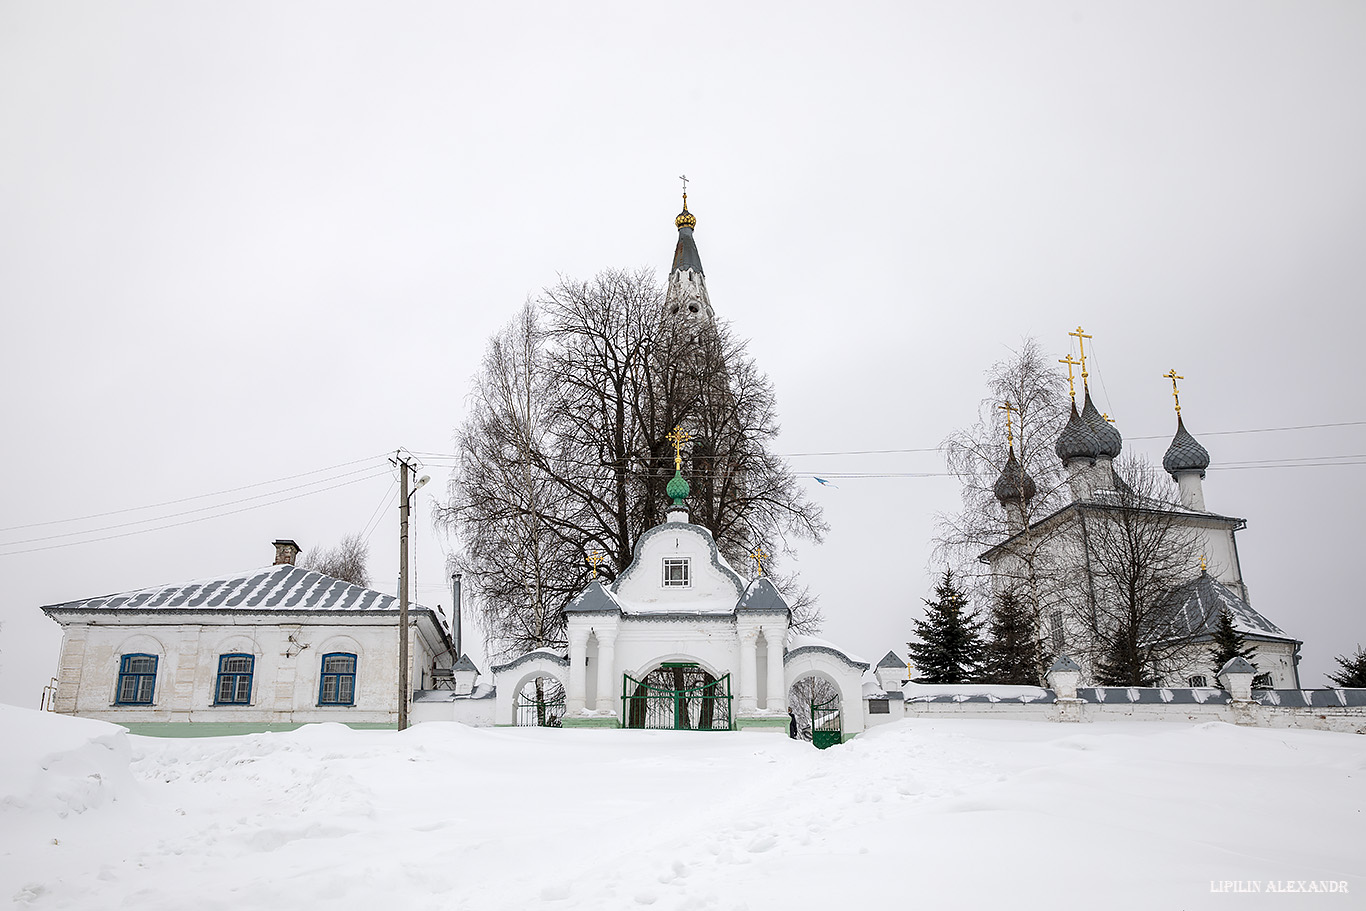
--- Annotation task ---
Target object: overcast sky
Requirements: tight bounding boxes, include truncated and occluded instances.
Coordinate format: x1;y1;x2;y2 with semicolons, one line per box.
3;1;1364;705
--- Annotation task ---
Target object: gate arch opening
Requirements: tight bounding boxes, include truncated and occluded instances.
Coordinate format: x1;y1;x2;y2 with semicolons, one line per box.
514;674;566;727
623;662;733;731
789;673;842;747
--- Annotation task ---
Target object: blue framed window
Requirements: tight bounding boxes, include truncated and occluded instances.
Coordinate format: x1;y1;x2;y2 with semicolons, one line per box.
215;653;254;705
319;653;357;706
116;654;157;705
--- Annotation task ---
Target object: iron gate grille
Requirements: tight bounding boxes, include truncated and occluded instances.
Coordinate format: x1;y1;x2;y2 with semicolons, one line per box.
623;664;732;731
811;693;842;749
515;678;565;727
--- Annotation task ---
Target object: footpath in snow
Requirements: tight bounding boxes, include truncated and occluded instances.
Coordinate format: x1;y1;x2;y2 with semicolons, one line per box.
1;705;1362;910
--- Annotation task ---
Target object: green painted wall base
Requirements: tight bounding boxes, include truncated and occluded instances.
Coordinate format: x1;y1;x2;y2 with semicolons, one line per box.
118;722;396;738
735;716;791;731
560;716;621;729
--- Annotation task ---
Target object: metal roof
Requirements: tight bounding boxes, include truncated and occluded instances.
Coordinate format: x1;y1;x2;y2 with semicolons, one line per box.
736;577;790;613
1163;414;1211;478
1167;571;1294;642
40;564;423;615
564;579;623;613
671;225;704;276
877;650;905;669
1055;401;1100;463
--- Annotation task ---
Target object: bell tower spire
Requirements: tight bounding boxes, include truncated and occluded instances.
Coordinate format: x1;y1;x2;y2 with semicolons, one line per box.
665;176;714;322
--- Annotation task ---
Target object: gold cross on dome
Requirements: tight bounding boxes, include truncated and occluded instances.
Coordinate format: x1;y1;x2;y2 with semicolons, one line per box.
666;426;692;472
749;546;768;577
1069;326;1093;384
1199;553;1207;572
679;174;690;209
587;549;604;578
1102;413;1115;423
1164;369;1184;414
1058;353;1081;401
998;401;1017;449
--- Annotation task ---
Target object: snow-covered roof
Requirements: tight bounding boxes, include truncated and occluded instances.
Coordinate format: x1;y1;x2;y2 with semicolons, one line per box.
785;634;870;671
40;564;433;617
1166;572;1295;642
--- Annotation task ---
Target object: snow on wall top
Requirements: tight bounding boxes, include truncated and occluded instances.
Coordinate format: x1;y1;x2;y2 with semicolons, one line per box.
40;564;429;616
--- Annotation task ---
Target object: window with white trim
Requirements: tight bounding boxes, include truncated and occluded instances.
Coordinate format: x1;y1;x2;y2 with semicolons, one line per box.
662;557;691;588
1187;674;1208;688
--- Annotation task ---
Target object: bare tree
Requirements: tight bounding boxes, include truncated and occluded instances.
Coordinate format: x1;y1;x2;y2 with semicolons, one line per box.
1061;457;1203;685
935;338;1070;601
300;533;371;587
438;268;827;660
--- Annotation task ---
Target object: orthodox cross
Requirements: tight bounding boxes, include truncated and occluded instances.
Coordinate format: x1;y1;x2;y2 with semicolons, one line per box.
1058;353;1081;402
1199;553;1208;572
998;401;1017;449
587;549;604;579
1068;326;1093;385
679;174;690;208
749;545;768;577
1164;369;1184;414
666;425;692;472
1102;413;1116;423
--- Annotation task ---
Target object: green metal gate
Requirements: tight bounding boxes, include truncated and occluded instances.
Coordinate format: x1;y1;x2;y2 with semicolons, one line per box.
811;693;842;749
623;663;733;731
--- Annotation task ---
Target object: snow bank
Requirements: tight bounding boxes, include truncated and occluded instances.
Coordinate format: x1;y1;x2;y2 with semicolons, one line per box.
0;706;134;816
3;716;1363;909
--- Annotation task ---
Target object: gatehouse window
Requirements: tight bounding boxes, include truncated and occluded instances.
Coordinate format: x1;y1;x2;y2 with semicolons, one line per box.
1187;674;1208;687
662;557;691;588
215;654;254;705
1252;672;1273;690
116;654;158;705
319;653;357;706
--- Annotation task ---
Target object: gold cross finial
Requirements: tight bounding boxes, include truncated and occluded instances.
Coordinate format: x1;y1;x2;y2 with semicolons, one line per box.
1102;413;1115;423
587;549;604;578
1069;326;1093;386
1163;369;1184;414
679;174;689;211
998;401;1017;450
1199;553;1207;572
1058;353;1080;402
666;426;692;472
749;545;768;577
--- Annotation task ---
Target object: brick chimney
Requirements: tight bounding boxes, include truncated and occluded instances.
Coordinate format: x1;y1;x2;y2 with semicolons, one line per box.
272;539;302;566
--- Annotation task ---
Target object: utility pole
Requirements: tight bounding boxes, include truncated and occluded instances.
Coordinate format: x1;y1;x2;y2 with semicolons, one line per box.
392;451;428;732
398;455;410;731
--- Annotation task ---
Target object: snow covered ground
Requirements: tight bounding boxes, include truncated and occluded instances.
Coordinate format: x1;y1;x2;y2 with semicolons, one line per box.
2;706;1362;910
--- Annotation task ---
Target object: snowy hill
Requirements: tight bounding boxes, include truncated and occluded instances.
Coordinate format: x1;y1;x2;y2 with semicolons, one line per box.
2;707;1361;909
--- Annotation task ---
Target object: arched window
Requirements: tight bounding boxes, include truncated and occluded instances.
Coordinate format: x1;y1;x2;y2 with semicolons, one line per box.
319;653;357;706
116;654;158;705
215;654;254;705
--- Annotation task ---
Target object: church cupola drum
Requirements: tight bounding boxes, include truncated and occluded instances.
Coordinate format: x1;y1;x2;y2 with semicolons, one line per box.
665;179;714;323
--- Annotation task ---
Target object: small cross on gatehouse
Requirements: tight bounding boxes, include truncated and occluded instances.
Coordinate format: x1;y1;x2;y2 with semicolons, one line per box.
749;546;768;577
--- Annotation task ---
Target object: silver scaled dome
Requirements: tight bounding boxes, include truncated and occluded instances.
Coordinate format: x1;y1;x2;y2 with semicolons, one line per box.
1081;389;1122;458
993;446;1037;505
1162;414;1210;478
1055;401;1100;463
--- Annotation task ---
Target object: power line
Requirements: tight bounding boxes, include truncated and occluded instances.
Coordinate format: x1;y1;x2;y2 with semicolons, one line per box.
0;452;389;534
0;470;392;558
0;464;386;547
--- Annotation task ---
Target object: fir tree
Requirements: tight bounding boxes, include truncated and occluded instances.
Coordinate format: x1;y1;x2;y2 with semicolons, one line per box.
1326;645;1366;688
1208;608;1256;685
980;591;1045;685
908;569;984;684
